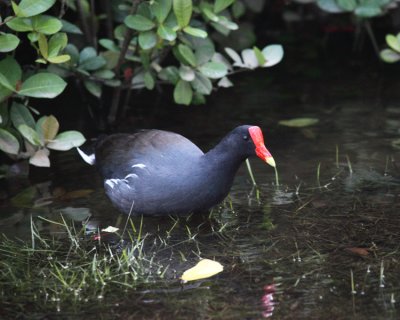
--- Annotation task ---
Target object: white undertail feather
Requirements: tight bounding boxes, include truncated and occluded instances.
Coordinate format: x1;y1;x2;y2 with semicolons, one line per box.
77;147;96;165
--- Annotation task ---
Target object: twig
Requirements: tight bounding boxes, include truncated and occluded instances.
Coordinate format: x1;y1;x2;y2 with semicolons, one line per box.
364;20;380;59
58;0;67;19
76;0;92;46
108;0;142;124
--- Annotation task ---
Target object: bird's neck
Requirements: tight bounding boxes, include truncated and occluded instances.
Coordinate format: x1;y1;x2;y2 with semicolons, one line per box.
201;138;247;183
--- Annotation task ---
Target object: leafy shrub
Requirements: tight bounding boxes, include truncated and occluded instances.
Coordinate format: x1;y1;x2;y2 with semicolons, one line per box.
0;0;284;167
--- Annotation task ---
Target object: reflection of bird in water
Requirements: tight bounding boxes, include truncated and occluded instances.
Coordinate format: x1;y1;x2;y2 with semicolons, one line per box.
261;283;277;318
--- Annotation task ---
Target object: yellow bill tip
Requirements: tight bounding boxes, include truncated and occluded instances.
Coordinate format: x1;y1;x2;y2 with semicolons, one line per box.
266;156;276;167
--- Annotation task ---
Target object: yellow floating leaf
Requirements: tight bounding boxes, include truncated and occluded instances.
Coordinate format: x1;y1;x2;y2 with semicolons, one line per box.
278;117;319;128
181;259;223;282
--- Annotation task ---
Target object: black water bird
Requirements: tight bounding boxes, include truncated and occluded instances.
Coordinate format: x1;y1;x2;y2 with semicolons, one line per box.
78;125;275;215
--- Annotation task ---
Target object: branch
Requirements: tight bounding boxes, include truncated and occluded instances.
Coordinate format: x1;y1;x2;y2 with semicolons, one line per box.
76;0;93;47
107;0;142;125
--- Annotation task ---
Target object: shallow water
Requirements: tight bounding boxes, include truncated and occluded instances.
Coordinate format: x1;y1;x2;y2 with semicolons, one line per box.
1;57;400;319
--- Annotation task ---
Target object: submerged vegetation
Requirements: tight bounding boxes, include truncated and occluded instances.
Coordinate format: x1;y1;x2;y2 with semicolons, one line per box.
0;216;166;317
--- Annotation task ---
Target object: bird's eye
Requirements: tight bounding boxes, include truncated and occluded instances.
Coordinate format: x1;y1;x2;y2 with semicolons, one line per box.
243;135;249;141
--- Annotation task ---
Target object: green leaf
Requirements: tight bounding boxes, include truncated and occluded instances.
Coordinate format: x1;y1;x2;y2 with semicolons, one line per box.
114;24;127;41
29;148;50;167
99;39;120;52
316;0;344;13
386;34;400;53
0;128;19;155
124;14;155;31
217;76;233;87
183;26;207;38
79;47;106;70
60;19;83;34
0;103;9;127
380;48;400;63
38;33;48;59
253;46;266;65
153;0;172;23
192;92;206;105
18;0;56;17
157;24;177;41
131;72;145;89
179;65;195;81
19;73;67;98
48;33;68;57
198;62;228;79
193;38;215;65
215;16;238;30
0;56;22;99
354;5;382;18
37;115;59;141
138;31;158;50
174;79;192;105
164;10;179;30
173;0;192;28
191;72;212;95
104;79;121;87
6;17;34;32
32;15;62;35
93;70;115;79
83;80;102;98
278;118;319;128
232;1;245;19
177;44;197;66
18;124;42;146
214;0;235;14
27;32;39;42
202;7;220;22
336;0;356;11
262;44;284;67
241;49;258;69
158;66;180;84
10;102;36;130
144;71;155;90
0;34;20;52
47;55;71;63
65;44;79;64
11;1;22;16
137;2;153;19
79;46;96;62
47;131;86;151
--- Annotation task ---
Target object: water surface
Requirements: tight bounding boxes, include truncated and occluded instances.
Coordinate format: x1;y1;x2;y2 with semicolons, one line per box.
1;58;400;319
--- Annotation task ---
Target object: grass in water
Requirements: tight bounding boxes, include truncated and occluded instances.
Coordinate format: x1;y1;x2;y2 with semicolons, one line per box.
245;158;280;187
0;216;167;316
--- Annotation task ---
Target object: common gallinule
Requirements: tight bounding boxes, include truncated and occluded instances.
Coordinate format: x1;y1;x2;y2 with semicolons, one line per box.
78;125;275;215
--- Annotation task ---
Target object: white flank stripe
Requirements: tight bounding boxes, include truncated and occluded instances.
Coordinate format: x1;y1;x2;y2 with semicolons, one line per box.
105;178;133;190
105;179;115;189
77;147;96;165
125;173;138;179
132;163;146;169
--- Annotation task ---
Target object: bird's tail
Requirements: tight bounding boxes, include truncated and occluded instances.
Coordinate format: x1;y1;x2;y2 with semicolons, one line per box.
77;147;96;165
